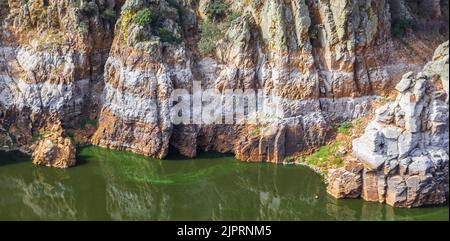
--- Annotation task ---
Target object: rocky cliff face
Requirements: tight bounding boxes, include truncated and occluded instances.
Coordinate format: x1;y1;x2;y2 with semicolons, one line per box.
0;0;119;152
328;41;449;207
0;0;448;177
90;0;448;163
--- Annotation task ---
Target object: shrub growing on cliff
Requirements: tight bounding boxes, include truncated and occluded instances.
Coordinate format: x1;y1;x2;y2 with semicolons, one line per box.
101;8;116;22
78;21;89;34
205;0;228;21
132;8;153;27
81;119;98;130
309;25;319;40
29;131;53;145
80;1;98;15
392;18;415;37
159;28;178;43
198;20;222;55
166;0;180;8
197;11;241;55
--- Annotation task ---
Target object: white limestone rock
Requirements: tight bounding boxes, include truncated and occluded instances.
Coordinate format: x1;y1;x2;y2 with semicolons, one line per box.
395;72;415;92
344;41;449;207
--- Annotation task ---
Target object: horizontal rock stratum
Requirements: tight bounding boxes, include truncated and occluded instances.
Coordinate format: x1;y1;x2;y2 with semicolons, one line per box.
0;0;448;207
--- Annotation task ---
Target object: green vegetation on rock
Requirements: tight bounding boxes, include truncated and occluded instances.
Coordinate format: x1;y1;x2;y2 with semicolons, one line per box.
198;9;241;55
297;121;356;173
29;131;53;144
101;8;116;22
392;18;415;37
309;25;319;40
158;28;178;43
132;8;153;27
198;20;222;55
69;1;98;16
80;119;98;130
77;21;89;34
205;0;228;21
337;121;353;136
80;1;98;15
298;141;345;171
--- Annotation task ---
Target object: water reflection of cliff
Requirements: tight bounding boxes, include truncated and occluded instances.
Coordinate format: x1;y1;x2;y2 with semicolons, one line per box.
92;148;340;220
0;167;77;220
0;149;447;220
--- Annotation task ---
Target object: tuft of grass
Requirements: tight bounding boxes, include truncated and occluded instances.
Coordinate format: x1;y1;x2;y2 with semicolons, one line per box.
158;28;178;43
132;8;153;27
337;121;353;136
205;0;228;21
297;141;345;173
248;127;261;138
296;120;360;173
226;11;241;23
80;119;98;130
248;123;269;138
29;131;53;144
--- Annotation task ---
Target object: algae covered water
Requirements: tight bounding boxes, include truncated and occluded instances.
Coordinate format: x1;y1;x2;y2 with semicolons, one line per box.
0;146;448;221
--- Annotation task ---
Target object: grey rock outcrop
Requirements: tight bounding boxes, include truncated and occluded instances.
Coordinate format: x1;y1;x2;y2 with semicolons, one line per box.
329;41;449;207
327;160;364;199
0;124;14;151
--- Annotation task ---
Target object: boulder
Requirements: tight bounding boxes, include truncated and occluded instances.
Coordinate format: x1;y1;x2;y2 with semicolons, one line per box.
398;132;420;159
327;168;362;199
32;121;76;169
395;72;415;92
386;176;407;207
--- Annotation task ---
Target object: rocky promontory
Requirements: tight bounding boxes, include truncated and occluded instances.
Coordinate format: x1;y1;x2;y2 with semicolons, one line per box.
328;41;449;207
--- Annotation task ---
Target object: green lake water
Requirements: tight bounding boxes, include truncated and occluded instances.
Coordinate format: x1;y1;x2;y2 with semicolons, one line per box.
0;146;448;221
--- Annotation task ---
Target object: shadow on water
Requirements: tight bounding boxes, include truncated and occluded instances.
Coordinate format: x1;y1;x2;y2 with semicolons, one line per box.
73;147;93;168
0;148;92;168
0;151;30;166
166;145;234;162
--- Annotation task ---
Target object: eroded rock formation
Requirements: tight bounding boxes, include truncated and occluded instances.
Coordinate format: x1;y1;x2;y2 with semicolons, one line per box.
0;123;14;151
328;41;449;207
0;0;119;154
32;120;76;168
90;0;448;163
